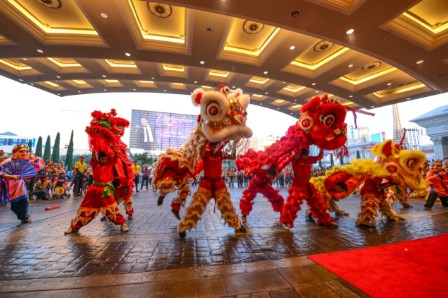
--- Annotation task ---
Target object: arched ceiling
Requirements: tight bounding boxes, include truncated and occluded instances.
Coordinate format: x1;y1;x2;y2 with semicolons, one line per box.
0;0;447;116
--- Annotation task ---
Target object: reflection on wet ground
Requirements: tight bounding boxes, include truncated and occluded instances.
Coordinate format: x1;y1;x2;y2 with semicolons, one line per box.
0;187;446;296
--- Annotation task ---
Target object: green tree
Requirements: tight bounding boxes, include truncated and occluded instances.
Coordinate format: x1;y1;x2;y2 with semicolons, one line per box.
130;152;157;166
65;130;74;170
35;136;43;158
27;139;33;154
43;135;51;162
51;132;61;163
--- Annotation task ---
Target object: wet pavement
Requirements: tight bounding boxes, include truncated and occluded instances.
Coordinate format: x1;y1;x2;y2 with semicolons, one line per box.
0;186;447;297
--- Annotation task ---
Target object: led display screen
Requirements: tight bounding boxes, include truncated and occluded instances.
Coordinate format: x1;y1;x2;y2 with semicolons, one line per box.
129;110;197;152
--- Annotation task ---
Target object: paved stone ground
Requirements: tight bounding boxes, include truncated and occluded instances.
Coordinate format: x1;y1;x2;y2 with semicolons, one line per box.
0;186;447;297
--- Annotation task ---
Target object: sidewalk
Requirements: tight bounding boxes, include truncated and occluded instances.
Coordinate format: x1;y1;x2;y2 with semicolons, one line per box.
0;187;446;297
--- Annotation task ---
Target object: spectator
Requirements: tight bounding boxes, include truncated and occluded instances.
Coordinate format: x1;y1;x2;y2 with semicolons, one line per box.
53;172;68;199
132;160;141;193
140;165;151;190
34;176;52;200
73;156;88;197
424;160;448;209
0;149;7;163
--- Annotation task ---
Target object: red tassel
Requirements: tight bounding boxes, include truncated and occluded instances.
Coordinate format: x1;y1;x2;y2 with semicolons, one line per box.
334;146;349;158
45;205;60;211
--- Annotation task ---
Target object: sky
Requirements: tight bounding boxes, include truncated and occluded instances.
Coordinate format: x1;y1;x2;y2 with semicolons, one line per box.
1;76;448;152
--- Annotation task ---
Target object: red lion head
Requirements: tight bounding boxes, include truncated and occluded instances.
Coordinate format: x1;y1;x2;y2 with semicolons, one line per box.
297;95;347;150
85;109;130;157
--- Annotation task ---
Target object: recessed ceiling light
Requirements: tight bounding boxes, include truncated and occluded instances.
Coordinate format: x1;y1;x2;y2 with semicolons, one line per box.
348;64;354;68
289;45;295;50
290;10;300;19
151;77;155;80
133;89;136;91
164;90;167;92
406;97;411;100
100;13;108;19
102;75;107;78
346;28;355;35
371;105;375;108
125;52;131;57
22;58;28;61
56;75;61;79
19;79;23;82
194;81;198;84
265;92;268;95
200;61;205;65
277;108;280;110
349;95;353;98
37;49;43;53
263;71;268;75
416;60;424;64
387;82;392;86
232;86;236;89
30;83;34;85
57;93;60;96
78;90;81;93
283;81;286;84
311;83;316;86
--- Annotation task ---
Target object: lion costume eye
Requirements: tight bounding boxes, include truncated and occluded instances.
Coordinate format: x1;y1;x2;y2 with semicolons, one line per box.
384;162;398;174
114;124;123;130
206;101;221;117
407;158;416;170
299;115;313;131
320;114;336;127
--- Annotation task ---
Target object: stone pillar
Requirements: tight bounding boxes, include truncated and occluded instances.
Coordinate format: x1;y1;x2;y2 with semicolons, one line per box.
441;137;448;159
430;137;445;160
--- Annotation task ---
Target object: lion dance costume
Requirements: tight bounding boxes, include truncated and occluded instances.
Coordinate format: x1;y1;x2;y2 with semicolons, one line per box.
152;85;252;238
236;95;348;228
311;139;426;227
65;109;134;234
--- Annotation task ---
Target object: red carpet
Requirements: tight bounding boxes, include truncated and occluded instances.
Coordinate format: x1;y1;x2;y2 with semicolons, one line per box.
308;234;448;298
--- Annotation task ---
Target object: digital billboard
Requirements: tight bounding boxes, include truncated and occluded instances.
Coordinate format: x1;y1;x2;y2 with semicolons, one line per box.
129;110;197;152
370;132;385;143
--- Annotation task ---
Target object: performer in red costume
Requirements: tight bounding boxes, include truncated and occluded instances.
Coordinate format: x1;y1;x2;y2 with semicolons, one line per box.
178;140;244;238
280;147;332;228
152;85;253;238
236;95;349;227
238;160;283;222
65;151;128;234
155;157;194;220
113;142;135;220
65;109;133;234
